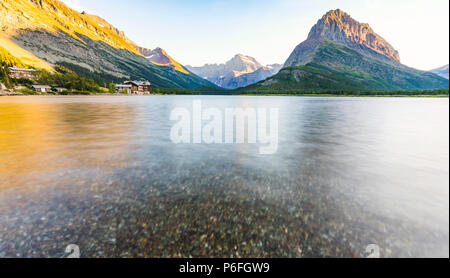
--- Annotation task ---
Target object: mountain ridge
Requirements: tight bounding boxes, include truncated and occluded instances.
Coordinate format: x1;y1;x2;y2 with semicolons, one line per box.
284;9;400;67
140;47;189;74
0;0;213;88
430;65;449;79
186;55;282;89
244;9;448;92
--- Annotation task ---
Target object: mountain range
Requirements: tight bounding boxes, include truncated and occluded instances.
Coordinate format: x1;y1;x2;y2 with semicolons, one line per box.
186;55;282;89
0;0;213;88
430;65;449;79
242;9;448;92
0;2;448;92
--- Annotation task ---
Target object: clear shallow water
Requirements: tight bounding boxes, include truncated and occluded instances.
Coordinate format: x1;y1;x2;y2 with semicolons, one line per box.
0;95;448;258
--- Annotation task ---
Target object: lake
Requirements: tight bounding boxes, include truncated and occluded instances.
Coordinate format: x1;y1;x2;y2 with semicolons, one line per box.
0;95;448;258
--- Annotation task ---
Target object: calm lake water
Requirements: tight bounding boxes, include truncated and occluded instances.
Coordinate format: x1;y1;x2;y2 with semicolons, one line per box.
0;96;448;258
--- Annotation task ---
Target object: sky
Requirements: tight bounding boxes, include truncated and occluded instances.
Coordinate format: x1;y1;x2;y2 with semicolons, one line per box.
61;0;449;70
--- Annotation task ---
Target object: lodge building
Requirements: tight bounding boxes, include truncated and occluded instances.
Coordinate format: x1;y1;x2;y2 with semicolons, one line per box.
9;67;36;80
116;80;151;95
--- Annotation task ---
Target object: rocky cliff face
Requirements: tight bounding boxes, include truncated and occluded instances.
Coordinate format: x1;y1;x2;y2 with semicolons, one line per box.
186;55;281;89
285;9;400;67
0;0;213;88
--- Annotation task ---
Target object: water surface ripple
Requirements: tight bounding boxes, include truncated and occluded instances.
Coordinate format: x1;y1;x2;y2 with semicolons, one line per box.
0;96;448;258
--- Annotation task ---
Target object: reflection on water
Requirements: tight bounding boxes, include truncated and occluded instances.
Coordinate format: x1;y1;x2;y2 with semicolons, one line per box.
0;96;448;258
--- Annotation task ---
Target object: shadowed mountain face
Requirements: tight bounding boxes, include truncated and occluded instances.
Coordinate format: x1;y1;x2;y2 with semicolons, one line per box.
244;10;448;92
0;0;213;88
431;65;449;79
186;55;282;89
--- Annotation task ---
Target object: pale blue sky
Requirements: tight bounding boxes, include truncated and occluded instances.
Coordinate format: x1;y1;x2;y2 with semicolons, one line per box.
61;0;449;70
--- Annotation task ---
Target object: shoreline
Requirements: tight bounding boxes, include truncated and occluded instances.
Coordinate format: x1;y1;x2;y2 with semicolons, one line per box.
234;94;449;98
1;93;449;98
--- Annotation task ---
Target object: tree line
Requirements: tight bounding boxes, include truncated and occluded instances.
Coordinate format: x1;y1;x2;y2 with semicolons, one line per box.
232;88;449;96
34;66;101;92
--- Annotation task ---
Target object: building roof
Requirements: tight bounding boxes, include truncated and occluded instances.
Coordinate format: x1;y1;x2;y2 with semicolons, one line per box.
32;85;51;89
116;84;132;88
9;67;36;72
124;80;151;86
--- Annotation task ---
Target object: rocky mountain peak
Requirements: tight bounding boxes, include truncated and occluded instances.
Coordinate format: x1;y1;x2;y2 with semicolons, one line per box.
226;54;263;77
140;47;189;74
262;9;448;92
185;55;281;89
307;9;400;62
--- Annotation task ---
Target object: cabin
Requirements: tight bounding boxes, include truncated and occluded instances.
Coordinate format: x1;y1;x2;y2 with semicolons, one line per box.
55;87;67;93
123;80;151;94
9;67;36;80
31;85;52;93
